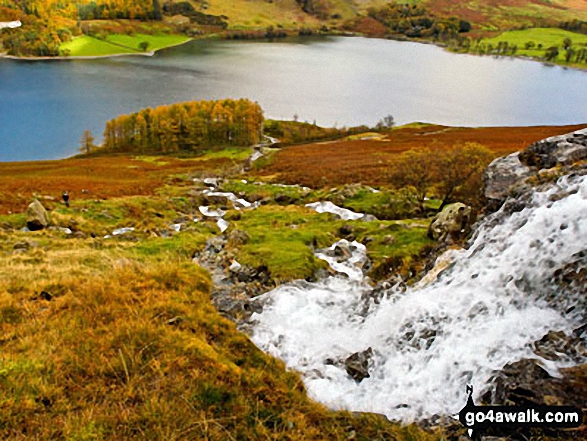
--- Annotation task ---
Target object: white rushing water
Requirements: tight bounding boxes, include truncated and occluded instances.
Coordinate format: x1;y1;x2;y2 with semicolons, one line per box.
251;174;587;422
305;201;365;220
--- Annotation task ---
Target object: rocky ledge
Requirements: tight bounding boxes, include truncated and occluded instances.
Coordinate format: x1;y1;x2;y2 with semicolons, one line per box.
484;128;587;212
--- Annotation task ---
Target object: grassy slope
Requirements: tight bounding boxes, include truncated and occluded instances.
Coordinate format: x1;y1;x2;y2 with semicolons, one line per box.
60;33;190;57
2;123;587;437
0;226;438;439
0;148;444;439
423;0;587;32
203;0;323;29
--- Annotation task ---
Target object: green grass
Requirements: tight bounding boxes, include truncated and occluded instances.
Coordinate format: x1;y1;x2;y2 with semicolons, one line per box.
60;33;190;57
480;28;587;64
105;33;191;52
230;205;335;281
60;35;137;57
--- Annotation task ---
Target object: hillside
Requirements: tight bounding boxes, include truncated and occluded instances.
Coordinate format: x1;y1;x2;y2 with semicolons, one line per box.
2;0;587;58
2;121;587;438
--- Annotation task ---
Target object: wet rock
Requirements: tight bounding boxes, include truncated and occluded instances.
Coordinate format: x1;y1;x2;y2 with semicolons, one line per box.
202;194;231;205
231;265;271;285
344;347;373;382
414;248;460;289
26;199;50;231
274;193;296;204
532;330;586;362
332;242;353;259
483;153;533;211
484;128;587;211
360;214;378;222
519;129;587;169
205;236;225;254
427;203;472;241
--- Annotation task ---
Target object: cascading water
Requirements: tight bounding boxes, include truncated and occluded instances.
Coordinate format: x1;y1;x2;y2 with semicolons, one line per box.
250;174;587;422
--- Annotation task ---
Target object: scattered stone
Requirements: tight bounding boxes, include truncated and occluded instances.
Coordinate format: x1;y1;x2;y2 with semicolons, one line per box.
360;214;378;222
344;347;373;382
274;193;296;204
167;316;183;326
427;203;472;242
39;291;52;301
26;199;50;231
339;224;354;236
13;241;30;251
112;227;135;236
381;235;396;245
71;231;88;239
227;229;250;247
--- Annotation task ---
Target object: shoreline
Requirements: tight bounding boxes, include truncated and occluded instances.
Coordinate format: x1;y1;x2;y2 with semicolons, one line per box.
0;37;193;61
2;31;586;72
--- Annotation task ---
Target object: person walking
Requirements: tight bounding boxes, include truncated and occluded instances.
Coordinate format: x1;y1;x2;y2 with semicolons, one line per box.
62;191;70;207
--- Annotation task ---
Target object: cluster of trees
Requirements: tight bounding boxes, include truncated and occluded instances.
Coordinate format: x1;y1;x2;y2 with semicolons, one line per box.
77;0;162;21
264;119;371;146
559;20;587;35
389;142;494;212
0;0;224;56
365;3;471;40
449;35;587;65
98;99;264;154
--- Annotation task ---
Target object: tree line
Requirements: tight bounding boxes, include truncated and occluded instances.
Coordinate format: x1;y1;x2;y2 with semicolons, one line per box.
88;99;264;154
449;35;587;65
364;3;471;41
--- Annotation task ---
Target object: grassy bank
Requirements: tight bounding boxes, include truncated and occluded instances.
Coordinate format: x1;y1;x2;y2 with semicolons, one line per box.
60;33;191;57
460;28;587;69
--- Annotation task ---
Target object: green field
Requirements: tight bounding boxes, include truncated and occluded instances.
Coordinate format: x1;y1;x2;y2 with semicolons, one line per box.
481;28;587;63
60;33;191;57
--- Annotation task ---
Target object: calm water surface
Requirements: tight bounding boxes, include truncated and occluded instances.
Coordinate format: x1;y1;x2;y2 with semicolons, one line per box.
1;36;587;161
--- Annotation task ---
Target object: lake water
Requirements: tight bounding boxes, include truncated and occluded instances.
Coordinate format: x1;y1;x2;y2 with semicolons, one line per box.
1;36;587;162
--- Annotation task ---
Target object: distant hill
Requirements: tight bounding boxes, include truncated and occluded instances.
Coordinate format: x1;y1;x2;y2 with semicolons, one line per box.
1;0;587;57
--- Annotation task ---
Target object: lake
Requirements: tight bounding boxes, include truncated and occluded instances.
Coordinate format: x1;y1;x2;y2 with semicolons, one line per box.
1;36;587;162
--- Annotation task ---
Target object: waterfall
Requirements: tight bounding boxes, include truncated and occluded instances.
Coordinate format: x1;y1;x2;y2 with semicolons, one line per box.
250;174;587;422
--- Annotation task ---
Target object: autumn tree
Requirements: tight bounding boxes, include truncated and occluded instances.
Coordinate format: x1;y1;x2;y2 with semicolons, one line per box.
79;129;96;154
390;147;437;213
376;114;395;130
436;142;493;209
390;142;493;212
100;98;264;154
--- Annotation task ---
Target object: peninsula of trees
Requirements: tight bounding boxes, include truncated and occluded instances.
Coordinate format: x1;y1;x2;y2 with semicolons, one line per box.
96;99;264;154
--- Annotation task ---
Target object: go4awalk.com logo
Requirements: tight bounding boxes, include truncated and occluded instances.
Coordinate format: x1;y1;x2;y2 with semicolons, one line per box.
458;385;583;438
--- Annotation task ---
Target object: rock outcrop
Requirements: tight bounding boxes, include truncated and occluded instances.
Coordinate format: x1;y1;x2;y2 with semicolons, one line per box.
26;199;50;231
484;127;587;211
